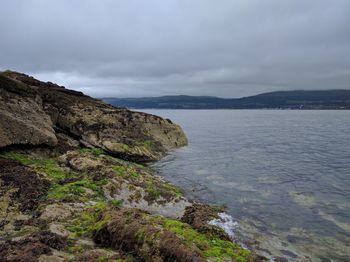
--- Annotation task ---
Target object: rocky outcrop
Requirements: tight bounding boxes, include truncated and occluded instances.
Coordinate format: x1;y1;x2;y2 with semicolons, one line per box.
0;75;57;148
0;70;260;261
0;71;187;162
0;149;255;261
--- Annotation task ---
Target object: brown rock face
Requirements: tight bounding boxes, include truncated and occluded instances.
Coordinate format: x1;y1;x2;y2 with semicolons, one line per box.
0;71;187;162
0;75;58;148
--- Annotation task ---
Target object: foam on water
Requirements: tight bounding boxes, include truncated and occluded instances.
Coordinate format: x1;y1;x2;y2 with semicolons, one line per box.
208;212;238;240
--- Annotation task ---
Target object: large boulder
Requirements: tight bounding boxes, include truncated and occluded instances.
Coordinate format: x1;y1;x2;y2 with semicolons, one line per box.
0;75;57;148
0;71;187;161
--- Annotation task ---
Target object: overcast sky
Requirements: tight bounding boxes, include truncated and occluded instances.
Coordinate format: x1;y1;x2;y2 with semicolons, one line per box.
1;0;350;98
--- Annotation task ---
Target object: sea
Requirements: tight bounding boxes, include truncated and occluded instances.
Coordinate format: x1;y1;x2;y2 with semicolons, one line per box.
143;109;350;262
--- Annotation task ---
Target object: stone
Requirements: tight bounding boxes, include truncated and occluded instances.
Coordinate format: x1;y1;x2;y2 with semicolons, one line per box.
1;71;187;162
0;75;57;148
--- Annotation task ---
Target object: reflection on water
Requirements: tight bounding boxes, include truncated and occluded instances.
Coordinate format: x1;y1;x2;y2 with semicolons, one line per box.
144;110;350;261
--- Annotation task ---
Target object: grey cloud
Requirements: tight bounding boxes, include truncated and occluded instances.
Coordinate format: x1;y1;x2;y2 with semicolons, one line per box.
0;0;349;97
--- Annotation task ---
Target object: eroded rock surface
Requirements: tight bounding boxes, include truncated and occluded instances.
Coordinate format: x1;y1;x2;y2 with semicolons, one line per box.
0;70;261;261
0;75;57;148
1;71;187;162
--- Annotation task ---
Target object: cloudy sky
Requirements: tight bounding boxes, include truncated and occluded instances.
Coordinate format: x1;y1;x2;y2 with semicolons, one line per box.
1;0;349;98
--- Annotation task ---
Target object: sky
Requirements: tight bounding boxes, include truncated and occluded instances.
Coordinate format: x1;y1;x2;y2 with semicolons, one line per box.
0;0;350;98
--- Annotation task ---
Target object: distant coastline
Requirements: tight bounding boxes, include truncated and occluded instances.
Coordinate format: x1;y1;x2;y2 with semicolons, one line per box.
103;90;350;110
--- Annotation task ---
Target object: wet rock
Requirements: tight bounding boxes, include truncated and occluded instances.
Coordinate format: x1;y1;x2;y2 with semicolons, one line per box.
286;234;298;243
274;256;288;262
104;180;191;219
181;203;230;240
280;249;298;258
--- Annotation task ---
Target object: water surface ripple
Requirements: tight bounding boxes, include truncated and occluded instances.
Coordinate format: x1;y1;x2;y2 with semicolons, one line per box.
145;110;350;261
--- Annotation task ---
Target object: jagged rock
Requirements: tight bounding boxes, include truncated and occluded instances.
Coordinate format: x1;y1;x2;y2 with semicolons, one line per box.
1;71;187;162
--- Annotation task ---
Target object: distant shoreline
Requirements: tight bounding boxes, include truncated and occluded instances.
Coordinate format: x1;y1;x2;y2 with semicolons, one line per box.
102;90;350;110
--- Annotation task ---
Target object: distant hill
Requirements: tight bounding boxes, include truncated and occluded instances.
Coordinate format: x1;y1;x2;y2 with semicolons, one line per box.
103;90;350;109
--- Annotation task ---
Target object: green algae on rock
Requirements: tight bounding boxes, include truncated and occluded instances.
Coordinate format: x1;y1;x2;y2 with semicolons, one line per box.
93;208;251;262
0;71;187;162
0;71;259;261
0;149;255;261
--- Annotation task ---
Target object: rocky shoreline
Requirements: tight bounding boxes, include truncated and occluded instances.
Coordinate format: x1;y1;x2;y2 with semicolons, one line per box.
0;71;263;261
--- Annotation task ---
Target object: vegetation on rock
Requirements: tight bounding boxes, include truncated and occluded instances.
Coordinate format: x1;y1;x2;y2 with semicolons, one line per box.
0;71;261;261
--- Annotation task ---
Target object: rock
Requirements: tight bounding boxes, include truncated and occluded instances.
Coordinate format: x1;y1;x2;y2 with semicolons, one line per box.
49;224;70;238
1;71;187;162
38;255;66;262
0;157;51;212
94;208;206;262
38;231;67;250
274;256;289;262
181;203;230;240
38;250;73;262
76;248;120;262
104;181;191;219
0;75;57;148
0;233;52;262
40;203;77;222
75;238;95;248
68;156;103;172
55;132;80;153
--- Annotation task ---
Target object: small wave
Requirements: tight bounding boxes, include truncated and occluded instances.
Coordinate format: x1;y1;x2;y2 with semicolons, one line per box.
208;212;238;240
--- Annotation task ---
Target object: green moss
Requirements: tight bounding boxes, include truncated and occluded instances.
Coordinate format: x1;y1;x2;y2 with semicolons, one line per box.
145;182;161;201
79;147;104;156
111;199;123;208
163;219;250;261
112;165;127;175
142;140;154;150
98;256;108;262
67;245;84;253
121;143;130;151
112;165;139;179
162;183;183;198
68;202;108;237
47;179;104;202
0;152;65;181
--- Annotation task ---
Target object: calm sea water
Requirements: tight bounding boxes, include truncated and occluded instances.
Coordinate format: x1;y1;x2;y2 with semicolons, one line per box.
144;110;350;262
